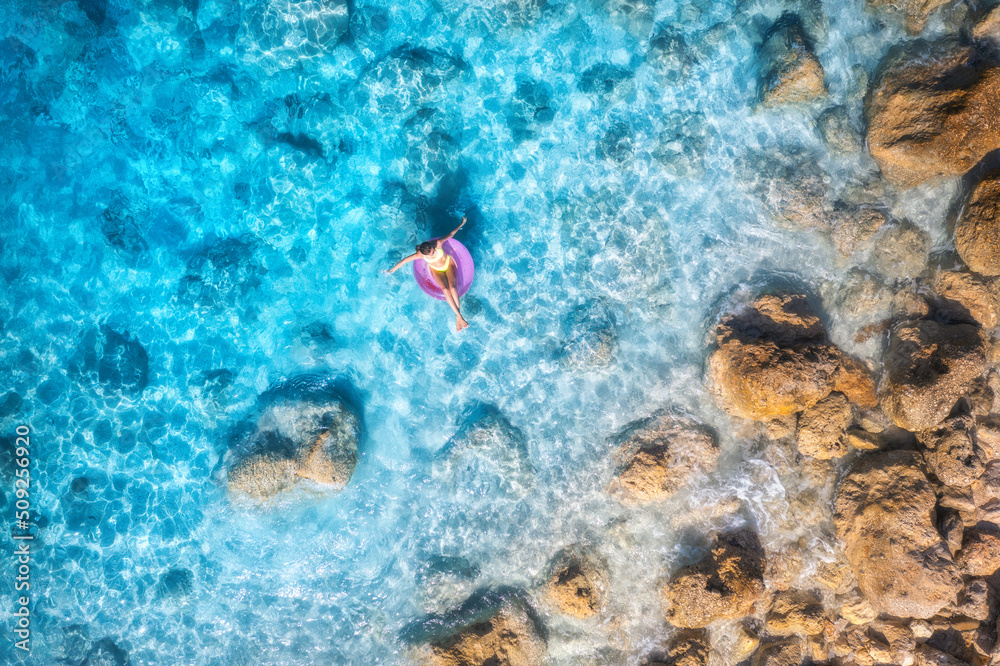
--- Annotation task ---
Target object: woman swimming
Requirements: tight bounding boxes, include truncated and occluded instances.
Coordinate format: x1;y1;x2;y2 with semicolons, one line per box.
387;216;469;332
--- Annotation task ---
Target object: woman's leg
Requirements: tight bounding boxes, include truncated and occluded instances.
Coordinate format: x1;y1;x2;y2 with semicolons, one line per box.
430;269;465;331
445;262;468;330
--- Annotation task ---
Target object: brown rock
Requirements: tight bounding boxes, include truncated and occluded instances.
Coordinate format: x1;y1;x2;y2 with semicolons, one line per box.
915;643;971;666
840;595;878;625
972;461;1000;520
956;527;1000;576
949;578;990;621
918;415;986;487
751;639;806;666
865;0;952;33
973;6;1000;46
765;414;798;439
868;220;931;279
933;270;1000;327
658;630;710;666
865;41;1000;189
956;170;1000;277
613;414;719;502
880;320;986;431
837;620;916;665
760;17;827;107
545;549;606;618
939;510;965;558
847;428;882;451
425;601;545;666
833;356;879;409
226;392;360;501
663;527;767;628
818;105;863;155
797;392;852;459
227;454;298;500
832;207;892;258
834;451;962;618
766;590;827;636
708;294;866;420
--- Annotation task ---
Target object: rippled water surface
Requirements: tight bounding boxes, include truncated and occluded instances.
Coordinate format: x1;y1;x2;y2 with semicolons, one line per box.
0;0;952;663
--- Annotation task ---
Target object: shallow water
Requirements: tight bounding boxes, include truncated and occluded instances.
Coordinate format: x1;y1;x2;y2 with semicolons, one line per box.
0;0;952;663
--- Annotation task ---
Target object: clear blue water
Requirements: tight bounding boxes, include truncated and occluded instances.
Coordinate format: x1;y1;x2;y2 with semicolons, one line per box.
0;0;952;663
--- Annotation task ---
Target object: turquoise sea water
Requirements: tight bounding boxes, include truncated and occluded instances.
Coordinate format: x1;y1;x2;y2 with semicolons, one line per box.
0;0;956;663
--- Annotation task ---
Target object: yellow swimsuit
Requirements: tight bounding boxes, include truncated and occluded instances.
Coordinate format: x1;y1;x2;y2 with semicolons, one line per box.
423;248;451;272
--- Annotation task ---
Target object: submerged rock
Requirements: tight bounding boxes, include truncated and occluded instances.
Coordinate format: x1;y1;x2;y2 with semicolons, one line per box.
237;0;349;73
830;206;889;258
612;413;719;502
82;637;130;665
816;106;863;154
594;0;655;39
434;407;533;494
707;293;875;420
647;29;695;84
744;148;830;231
834;451;962;618
653;112;715;178
544;547;607;618
68;325;150;397
880;320;986;431
866;221;930;279
226;379;359;501
866;41;1000;189
579;63;633;102
955;170;1000;277
759;15;827;107
561;302;618;370
662;527;767;628
651;630;710;666
865;0;951;33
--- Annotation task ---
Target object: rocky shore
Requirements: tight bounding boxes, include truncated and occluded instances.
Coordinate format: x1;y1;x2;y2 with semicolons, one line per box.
390;10;1000;666
211;2;1000;664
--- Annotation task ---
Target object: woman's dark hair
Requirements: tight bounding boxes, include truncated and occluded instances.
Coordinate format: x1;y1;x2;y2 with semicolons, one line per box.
416;241;437;255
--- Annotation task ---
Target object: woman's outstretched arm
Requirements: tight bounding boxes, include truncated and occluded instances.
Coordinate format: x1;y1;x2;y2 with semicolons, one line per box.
441;216;467;243
387;253;419;273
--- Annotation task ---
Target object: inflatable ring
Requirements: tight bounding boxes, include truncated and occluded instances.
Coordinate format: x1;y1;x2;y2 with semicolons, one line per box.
412;239;474;301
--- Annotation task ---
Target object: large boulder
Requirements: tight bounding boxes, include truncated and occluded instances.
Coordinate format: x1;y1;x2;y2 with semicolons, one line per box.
422;596;545;665
651;630;710;666
707;294;876;420
866;41;1000;189
544;548;607;618
662;527;767;628
226;379;360;501
765;590;827;636
933;269;1000;326
612;413;719;502
834;451;962;618
759;16;827;107
880;320;986;431
955;170;1000;277
916;415;986;487
955;527;1000;576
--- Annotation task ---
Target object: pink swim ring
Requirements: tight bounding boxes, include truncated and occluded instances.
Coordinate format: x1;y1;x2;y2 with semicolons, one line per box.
412;239;475;301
